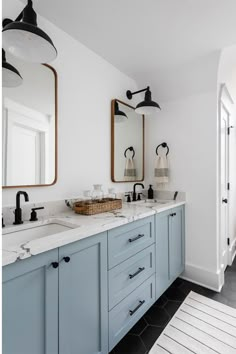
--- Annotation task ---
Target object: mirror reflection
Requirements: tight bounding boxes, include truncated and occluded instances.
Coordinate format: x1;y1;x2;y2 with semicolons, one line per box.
2;55;57;188
111;99;144;182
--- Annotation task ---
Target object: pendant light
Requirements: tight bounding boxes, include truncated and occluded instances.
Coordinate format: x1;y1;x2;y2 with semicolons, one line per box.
114;100;128;123
126;86;161;115
2;49;23;87
2;0;57;63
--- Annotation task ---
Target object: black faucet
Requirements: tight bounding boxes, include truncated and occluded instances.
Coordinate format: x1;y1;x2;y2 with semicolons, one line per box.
132;183;144;202
13;191;29;225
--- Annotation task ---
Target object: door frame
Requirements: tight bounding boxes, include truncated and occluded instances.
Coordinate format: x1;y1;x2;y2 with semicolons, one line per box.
218;84;234;275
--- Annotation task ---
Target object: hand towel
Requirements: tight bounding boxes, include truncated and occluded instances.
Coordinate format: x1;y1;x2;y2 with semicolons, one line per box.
124;158;136;181
154;156;169;183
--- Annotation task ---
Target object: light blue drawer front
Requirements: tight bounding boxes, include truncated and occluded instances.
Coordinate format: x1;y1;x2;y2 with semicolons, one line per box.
108;216;155;269
109;244;155;310
109;274;155;351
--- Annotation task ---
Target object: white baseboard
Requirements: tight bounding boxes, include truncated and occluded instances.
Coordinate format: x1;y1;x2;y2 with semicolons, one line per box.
180;263;223;292
228;238;236;266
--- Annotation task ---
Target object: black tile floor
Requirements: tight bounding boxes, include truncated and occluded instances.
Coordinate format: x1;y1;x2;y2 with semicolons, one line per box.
110;257;236;354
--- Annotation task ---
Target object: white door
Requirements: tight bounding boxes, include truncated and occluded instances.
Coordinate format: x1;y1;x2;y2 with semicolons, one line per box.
2;99;49;186
220;102;230;271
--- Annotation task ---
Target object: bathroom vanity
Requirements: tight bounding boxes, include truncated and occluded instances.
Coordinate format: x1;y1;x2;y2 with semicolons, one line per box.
2;201;185;354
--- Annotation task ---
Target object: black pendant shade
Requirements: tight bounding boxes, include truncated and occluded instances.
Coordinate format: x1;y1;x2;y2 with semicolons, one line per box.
126;86;161;116
2;49;23;87
2;0;57;63
115;101;128;122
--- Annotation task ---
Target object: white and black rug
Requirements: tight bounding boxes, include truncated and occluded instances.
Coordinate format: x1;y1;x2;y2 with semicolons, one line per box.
149;291;236;354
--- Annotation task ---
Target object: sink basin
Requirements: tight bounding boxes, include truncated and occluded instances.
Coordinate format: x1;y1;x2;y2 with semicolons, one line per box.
2;220;76;250
132;199;171;207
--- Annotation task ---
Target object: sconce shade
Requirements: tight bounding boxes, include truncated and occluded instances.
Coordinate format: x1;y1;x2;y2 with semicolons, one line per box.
2;1;57;63
135;88;161;115
115;101;128;123
2;49;23;87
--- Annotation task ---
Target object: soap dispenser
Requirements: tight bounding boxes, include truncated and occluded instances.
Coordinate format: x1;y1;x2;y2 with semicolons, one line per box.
148;185;154;199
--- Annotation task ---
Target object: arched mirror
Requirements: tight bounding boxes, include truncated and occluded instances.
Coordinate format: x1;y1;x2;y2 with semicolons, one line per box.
2;56;57;188
111;99;144;182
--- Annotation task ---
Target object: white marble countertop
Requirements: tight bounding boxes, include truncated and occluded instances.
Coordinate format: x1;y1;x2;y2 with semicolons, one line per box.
2;200;185;267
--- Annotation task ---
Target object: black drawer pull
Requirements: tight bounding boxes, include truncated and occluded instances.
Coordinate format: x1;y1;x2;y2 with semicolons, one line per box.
129;267;145;279
63;256;71;263
129;234;145;243
170;213;176;217
129;300;145;316
51;262;59;269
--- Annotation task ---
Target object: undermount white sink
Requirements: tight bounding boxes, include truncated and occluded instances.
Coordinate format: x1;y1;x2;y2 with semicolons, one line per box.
133;199;172;207
2;220;76;250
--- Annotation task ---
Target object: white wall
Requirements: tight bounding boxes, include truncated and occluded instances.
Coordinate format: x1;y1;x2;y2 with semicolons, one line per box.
146;51;222;290
2;0;139;206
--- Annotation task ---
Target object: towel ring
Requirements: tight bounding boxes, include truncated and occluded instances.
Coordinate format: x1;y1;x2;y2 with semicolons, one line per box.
156;142;169;156
124;146;135;158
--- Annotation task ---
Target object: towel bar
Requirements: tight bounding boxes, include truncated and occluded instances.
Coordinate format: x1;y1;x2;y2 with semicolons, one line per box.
156;142;169;156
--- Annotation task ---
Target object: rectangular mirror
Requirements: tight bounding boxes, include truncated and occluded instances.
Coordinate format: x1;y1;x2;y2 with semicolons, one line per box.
2;57;57;188
111;99;144;182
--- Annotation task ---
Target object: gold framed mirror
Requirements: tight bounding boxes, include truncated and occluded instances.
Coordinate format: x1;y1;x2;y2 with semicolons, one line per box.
2;59;57;189
111;99;144;182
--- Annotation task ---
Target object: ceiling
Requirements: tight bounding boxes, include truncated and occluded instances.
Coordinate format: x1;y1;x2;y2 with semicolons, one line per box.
22;0;236;100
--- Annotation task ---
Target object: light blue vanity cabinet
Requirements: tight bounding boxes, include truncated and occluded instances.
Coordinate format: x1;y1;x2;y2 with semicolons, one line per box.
2;249;59;354
58;232;108;354
2;208;185;354
156;205;185;299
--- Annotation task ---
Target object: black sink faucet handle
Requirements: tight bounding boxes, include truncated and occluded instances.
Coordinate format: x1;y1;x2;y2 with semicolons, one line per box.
125;193;132;203
2;216;5;228
30;207;45;222
137;193;142;201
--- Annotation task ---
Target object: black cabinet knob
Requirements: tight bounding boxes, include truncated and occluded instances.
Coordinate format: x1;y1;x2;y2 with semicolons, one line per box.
63;256;71;263
51;262;59;268
222;198;228;204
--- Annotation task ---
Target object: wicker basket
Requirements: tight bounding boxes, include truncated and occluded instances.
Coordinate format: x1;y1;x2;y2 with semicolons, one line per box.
73;198;122;215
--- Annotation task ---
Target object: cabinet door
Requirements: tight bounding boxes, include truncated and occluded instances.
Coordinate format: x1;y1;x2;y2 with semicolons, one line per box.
155;210;171;299
169;206;185;280
2;249;59;354
59;232;108;354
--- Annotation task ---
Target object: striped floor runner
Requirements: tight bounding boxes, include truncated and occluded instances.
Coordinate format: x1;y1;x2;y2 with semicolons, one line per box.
149;291;236;354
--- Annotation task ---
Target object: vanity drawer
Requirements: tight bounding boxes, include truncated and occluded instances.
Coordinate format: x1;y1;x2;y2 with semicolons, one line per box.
108;216;155;269
109;244;155;310
109;274;155;351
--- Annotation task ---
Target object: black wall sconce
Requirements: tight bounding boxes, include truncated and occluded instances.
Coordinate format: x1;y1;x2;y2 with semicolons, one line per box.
126;86;161;115
2;0;57;64
115;100;128;123
2;49;23;87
